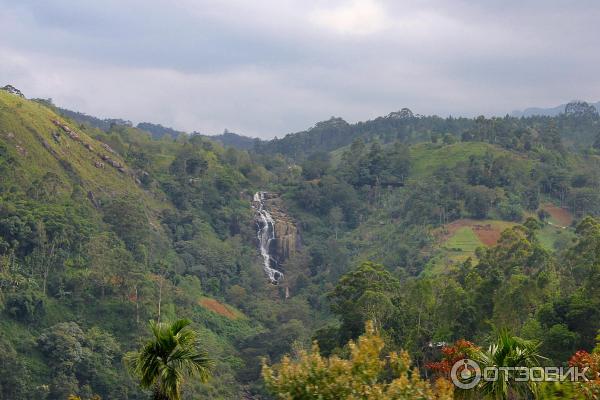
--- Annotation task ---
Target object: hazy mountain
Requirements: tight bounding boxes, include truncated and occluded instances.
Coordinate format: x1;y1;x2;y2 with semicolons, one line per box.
512;101;600;117
52;107;131;131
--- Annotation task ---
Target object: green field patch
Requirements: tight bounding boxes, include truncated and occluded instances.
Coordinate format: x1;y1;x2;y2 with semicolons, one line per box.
537;224;575;251
443;226;483;252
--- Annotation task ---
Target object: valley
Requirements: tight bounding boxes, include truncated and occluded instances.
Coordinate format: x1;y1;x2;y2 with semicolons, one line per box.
1;87;600;399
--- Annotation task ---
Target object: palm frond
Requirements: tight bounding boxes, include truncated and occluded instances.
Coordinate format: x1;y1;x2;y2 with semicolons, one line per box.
126;318;214;399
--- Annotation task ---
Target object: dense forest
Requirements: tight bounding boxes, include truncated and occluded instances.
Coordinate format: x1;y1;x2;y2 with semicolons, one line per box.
1;87;600;399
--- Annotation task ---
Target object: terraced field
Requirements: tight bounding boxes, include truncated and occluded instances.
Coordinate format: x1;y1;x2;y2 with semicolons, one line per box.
424;219;517;275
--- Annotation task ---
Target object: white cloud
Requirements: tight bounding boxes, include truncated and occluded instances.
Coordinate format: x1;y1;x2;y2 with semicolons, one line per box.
309;0;389;36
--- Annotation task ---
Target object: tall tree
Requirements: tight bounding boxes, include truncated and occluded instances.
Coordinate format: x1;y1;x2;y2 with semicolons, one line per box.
126;319;214;400
328;261;400;342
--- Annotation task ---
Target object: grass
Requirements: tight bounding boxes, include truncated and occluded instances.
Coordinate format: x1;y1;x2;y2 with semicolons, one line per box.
422;226;483;276
0;91;171;220
537;224;575;251
0;92;136;195
329;135;535;181
409;141;533;178
424;219;518;276
198;296;245;320
443;226;483;252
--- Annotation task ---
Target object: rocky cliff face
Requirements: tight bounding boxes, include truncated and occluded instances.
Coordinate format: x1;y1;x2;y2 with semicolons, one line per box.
253;192;300;276
261;193;299;262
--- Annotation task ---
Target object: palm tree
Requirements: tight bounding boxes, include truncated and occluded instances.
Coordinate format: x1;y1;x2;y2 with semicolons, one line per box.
126;319;214;400
460;331;545;400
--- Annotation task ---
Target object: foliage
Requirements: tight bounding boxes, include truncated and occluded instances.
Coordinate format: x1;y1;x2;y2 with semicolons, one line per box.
328;262;400;342
2;89;600;399
468;332;545;400
426;339;480;377
568;348;600;398
36;322;122;399
262;321;454;400
125;319;214;400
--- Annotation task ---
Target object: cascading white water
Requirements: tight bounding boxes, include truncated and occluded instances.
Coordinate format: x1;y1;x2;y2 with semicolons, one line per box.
253;192;284;284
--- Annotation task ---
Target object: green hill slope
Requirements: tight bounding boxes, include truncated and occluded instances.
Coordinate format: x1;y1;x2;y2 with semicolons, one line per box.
0;91;277;399
1;92;133;192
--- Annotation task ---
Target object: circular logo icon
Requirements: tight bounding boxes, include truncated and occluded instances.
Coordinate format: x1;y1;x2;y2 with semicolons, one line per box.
450;359;481;390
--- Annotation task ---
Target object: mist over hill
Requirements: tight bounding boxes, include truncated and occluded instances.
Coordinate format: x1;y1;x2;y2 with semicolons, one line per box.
512;101;600;117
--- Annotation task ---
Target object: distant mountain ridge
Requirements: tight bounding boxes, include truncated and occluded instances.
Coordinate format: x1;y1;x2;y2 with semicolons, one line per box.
54;104;258;148
10;86;600;156
253;109;475;159
55;105;133;131
512;101;600;117
136;122;184;139
203;130;258;150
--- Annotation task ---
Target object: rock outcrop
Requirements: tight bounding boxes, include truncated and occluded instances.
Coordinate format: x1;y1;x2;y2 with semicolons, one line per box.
52;119;80;140
255;192;300;266
101;143;116;154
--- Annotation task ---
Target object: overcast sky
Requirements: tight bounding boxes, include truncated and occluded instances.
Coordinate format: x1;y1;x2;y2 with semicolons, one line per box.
1;0;599;138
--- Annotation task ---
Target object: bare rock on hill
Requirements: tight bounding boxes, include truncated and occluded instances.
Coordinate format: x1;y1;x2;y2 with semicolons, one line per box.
87;191;99;208
99;153;127;172
52;119;80;140
41;139;56;155
101;143;116;154
260;193;301;263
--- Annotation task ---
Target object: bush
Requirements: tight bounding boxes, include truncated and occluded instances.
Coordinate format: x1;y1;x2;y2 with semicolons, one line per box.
5;289;45;322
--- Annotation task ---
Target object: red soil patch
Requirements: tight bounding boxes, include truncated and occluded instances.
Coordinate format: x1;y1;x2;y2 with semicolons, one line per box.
473;227;502;246
440;219;473;238
439;219;505;247
199;298;238;319
543;204;573;227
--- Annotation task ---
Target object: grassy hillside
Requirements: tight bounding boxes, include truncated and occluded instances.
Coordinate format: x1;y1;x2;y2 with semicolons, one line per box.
0;91;280;399
1;92;142;196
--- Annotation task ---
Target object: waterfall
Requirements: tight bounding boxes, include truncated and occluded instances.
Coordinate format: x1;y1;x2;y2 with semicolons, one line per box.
253;191;284;284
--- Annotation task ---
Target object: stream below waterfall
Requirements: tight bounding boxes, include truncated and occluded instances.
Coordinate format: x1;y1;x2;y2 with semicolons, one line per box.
253;191;284;284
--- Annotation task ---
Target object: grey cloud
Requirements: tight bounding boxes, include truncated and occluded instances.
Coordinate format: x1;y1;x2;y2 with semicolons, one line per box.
0;0;599;138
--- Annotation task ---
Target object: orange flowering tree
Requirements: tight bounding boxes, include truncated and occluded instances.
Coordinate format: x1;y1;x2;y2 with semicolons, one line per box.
568;349;600;398
426;339;480;378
